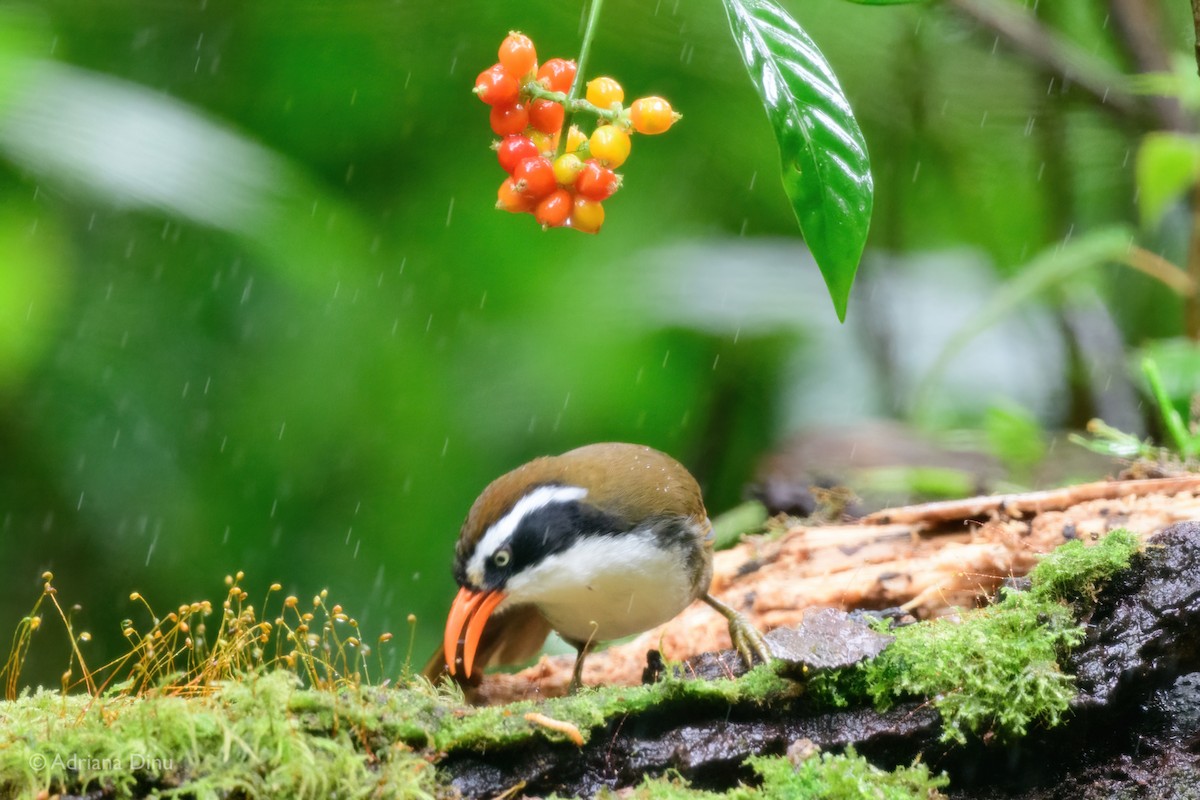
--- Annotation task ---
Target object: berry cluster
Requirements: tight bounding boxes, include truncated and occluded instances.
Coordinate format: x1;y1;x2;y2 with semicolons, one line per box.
475;32;680;233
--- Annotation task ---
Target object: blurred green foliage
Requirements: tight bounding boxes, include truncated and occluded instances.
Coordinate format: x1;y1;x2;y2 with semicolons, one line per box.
0;0;1195;686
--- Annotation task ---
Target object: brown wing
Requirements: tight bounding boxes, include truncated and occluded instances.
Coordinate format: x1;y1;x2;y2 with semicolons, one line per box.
421;604;553;686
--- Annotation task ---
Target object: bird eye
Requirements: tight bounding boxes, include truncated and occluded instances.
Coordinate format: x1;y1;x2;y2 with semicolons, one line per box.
493;549;511;568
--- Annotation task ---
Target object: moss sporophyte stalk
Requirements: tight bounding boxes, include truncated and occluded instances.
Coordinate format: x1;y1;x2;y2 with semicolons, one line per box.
0;531;1141;798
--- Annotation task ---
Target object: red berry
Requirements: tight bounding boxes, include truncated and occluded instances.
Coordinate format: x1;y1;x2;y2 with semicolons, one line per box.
529;99;565;135
512;156;556;199
499;32;537;77
489;103;529;136
535;189;572;227
474;64;519;106
575;160;620;201
537;58;577;94
497;178;533;213
497;135;540;174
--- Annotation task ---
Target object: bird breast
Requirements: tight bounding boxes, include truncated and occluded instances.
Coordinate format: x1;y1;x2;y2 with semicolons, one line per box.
499;527;706;643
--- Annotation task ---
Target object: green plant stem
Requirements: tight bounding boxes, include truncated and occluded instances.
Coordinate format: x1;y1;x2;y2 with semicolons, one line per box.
1142;356;1196;457
523;82;618;123
556;0;606;159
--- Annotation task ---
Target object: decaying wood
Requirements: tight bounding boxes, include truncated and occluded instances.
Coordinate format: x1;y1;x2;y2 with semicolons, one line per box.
861;475;1200;526
473;476;1200;705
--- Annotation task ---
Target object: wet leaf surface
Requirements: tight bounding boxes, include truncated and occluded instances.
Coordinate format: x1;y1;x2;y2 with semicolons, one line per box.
721;0;873;321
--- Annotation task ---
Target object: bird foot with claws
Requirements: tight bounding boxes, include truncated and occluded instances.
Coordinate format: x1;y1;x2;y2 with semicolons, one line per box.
702;592;772;668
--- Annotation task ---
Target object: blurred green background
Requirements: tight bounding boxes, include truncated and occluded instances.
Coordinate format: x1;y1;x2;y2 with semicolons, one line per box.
1;0;1195;686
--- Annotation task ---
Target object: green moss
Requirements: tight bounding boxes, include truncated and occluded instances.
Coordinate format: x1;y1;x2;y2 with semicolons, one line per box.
420;663;795;751
0;672;438;799
813;529;1141;744
1027;527;1139;605
0;661;797;797
619;748;947;800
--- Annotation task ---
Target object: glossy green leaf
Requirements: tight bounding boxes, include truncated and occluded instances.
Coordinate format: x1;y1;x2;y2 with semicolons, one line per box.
1136;132;1200;229
722;0;873;321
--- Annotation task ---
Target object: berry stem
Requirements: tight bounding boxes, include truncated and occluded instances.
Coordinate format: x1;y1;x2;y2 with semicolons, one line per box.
524;82;619;123
556;0;606;159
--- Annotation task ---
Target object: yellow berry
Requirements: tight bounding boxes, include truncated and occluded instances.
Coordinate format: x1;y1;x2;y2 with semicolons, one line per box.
570;196;605;234
630;96;679;135
589;125;631;168
586;76;624;109
565;125;588;154
553;153;586;185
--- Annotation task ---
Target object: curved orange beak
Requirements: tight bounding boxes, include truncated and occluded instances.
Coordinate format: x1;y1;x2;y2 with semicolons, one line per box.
443;586;506;678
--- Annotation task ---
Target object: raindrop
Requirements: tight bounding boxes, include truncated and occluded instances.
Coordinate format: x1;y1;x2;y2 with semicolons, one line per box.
346;527;353;544
270;499;278;518
441;437;450;457
353;540;361;559
182;381;190;398
145;530;159;566
241;277;254;305
223;525;230;544
278;421;286;440
446;197;455;227
748;171;757;191
712;354;721;370
112;428;122;449
911;161;921;183
980;111;988;128
77;492;85;511
662;351;670;368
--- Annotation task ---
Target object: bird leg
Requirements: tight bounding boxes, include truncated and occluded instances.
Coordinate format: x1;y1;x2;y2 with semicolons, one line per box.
702;593;771;667
566;637;596;694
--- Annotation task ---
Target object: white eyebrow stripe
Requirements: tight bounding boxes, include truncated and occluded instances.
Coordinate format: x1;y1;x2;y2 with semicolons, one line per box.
468;485;589;575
